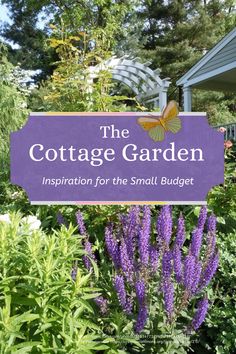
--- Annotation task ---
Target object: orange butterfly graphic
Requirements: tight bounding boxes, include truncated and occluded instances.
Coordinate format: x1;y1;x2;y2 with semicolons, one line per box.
137;101;181;142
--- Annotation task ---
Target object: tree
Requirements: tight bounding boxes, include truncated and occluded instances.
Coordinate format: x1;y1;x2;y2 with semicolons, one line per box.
0;44;28;178
134;1;235;78
1;0;134;80
128;0;236;120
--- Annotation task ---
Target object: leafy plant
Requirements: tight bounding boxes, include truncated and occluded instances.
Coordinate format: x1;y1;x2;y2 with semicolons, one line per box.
0;213;109;353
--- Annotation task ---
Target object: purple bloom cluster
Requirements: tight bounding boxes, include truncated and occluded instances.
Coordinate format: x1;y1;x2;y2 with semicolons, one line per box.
75;205;219;334
120;240;134;282
135;279;146;305
198;251;219;291
190;228;203;258
163;279;174;321
105;206;219;332
135;279;148;332
173;246;182;283
113;275;131;314
191;296;209;331
138;206;151;266
71;265;77;281
206;214;217;256
83;240;96;271
94;296;109;315
162;250;174;321
162;250;172;278
183;254;196;291
105;225;120;269
135;305;148;333
149;246;159;273
105;207;152;331
75;210;96;271
157;206;172;247
207;214;217;233
175;214;186;248
197;206;207;230
125;206;140;260
76;210;86;235
56;211;67;226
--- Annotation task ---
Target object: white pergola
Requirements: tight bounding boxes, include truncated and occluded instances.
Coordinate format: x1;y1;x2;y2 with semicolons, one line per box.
89;56;171;109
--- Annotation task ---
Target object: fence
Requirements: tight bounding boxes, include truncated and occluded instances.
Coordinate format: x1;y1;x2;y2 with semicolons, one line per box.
215;122;236;141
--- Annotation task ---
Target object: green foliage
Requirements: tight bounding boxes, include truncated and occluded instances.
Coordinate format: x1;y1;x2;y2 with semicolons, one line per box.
2;0;134;79
0;45;28;163
30;26;135;112
192;90;236;125
207;146;236;234
190;231;236;354
0;214;110;353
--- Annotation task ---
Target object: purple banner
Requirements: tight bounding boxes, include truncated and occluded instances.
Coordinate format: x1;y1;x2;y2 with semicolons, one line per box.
10;112;224;205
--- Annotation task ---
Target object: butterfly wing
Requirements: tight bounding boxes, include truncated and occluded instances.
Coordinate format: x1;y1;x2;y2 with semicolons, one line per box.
137;117;161;131
162;100;179;122
148;125;165;142
165;116;182;134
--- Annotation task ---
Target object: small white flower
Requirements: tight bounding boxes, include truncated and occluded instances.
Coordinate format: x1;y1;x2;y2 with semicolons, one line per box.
21;215;41;231
0;214;11;224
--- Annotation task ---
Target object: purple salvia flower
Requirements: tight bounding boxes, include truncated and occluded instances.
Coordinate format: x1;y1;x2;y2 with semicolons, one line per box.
119;214;129;236
71;266;77;281
157;206;172;247
183;254;195;291
135;305;148;333
207;214;217;233
125;206;140;260
197;206;207;230
149;245;159;273
191;296;209;331
57;212;67;226
198;251;219;291
83;240;95;270
206;214;217;256
163;279;174;321
76;210;86;235
175;214;185;248
162;250;172;278
125;296;133;315
173;246;182;284
94;296;108;315
191;260;202;294
120;239;133;282
138;206;151;266
129;206;140;232
114;275;127;311
135;279;146;305
190;228;203;258
105;226;120;269
207;233;216;256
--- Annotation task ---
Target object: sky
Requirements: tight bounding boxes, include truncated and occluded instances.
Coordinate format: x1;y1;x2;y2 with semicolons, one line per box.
0;3;46;48
0;4;12;24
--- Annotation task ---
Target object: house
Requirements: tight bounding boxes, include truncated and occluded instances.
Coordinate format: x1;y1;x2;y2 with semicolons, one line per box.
177;27;236;113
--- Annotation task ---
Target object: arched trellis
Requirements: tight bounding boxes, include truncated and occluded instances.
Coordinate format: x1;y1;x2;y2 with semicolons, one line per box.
89;56;171;109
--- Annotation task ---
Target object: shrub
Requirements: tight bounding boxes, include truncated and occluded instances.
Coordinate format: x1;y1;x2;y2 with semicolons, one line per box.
0;213;109;353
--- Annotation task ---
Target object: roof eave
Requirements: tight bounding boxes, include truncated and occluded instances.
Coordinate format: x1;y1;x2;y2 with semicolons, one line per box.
176;27;236;86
